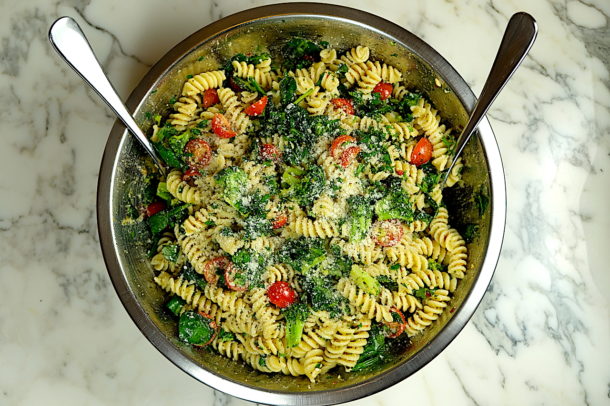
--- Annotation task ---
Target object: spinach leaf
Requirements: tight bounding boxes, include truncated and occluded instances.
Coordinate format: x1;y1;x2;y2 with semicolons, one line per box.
161;244;180;262
279;76;297;105
178;311;215;345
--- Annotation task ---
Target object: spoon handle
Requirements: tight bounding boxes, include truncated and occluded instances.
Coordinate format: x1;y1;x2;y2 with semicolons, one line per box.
48;16;166;173
446;12;537;180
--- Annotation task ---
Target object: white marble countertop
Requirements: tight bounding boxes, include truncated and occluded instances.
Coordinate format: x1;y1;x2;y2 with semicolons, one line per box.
1;0;609;405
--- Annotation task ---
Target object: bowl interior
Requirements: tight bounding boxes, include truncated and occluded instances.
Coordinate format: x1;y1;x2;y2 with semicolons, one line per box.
101;7;499;405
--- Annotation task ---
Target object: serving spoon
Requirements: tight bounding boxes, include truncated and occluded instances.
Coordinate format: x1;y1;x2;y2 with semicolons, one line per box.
48;13;536;180
48;16;167;174
442;12;537;184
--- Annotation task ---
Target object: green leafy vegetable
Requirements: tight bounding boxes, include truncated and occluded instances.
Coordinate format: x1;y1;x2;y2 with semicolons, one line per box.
182;265;207;290
302;274;348;317
374;189;413;223
166;295;186;316
352;324;389;372
218;329;236;342
156;182;172;201
412;287;438;301
278;238;326;273
148;204;189;235
350;265;381;296
345;195;373;242
462;223;479;243
475;190;489;216
215;166;248;210
376;275;398;291
282;38;322;70
178;311;215;345
390;92;421;122
283;302;309;347
231;249;267;289
279;76;297;105
161;244;180;263
282;165;326;208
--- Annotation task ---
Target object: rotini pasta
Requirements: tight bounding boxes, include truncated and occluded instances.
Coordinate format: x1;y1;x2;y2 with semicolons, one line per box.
144;40;472;383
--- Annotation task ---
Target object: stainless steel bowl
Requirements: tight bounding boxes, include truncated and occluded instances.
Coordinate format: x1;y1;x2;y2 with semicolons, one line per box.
97;3;506;405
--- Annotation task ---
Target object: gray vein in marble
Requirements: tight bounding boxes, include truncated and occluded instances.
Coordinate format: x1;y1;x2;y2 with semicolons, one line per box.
447;361;480;406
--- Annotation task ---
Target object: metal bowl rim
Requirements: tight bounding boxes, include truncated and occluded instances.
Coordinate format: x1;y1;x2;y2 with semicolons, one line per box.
96;3;507;405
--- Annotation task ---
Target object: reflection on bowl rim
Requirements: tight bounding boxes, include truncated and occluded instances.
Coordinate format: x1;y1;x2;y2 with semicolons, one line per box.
97;3;506;405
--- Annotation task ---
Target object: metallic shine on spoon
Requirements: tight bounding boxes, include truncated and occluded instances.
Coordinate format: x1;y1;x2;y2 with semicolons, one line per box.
443;12;537;184
48;16;167;174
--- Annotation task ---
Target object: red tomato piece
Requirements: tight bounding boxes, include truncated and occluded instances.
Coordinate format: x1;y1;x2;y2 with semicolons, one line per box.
202;256;230;285
145;201;165;217
372;219;404;247
385;307;406;338
410;137;433;166
330;98;355;115
224;262;247;291
211;113;237;139
260;143;282;162
267;281;297;308
329;135;356;159
271;213;288;229
182;167;201;182
228;76;243;92
372;82;393;100
202;89;220;108
244;96;268;116
184;139;212;169
339;146;361;168
395;169;404;176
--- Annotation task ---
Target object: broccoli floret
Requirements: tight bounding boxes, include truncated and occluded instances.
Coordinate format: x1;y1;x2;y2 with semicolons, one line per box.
277;238;326;273
350;265;381;296
374;188;414;223
302;274;348;317
345;196;373;242
215;166;248;210
282;165;325;208
282;302;309;347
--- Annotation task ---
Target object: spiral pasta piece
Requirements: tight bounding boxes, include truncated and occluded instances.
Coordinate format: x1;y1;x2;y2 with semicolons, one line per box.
182;70;226;96
217;87;251;134
336;278;393;322
231;60;274;88
154;272;221;322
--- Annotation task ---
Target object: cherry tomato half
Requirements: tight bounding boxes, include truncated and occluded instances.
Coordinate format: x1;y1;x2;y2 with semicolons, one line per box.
372;219;404;247
244;96;268;116
184;139;212;169
260;143;282;163
202;256;231;285
271;213;288;229
211;113;237;139
202;89;220;108
339;146;361;168
330;98;355;115
410;137;433;166
224;262;247;291
145;201;165;217
267;281;297;308
385;307;406;338
372;82;393;100
330;135;356;159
